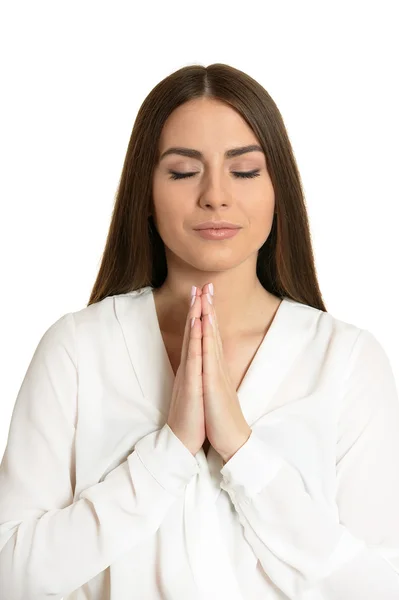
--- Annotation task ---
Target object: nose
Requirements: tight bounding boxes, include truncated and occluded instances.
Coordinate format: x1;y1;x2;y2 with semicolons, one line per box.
199;171;231;209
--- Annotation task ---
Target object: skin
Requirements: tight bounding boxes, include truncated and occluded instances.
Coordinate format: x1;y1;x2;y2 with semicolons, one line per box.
151;96;281;343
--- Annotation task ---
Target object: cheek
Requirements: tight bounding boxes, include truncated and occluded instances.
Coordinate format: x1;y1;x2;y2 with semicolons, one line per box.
244;193;274;222
152;197;192;241
237;177;274;215
153;181;181;219
156;199;190;223
242;194;275;242
252;202;274;222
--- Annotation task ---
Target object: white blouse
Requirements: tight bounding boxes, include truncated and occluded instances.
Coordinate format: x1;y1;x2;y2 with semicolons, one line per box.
1;286;399;600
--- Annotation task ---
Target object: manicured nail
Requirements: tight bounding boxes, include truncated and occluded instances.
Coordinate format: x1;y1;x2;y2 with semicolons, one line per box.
191;285;197;297
209;282;214;296
190;295;196;307
206;292;212;305
191;317;195;328
209;313;213;326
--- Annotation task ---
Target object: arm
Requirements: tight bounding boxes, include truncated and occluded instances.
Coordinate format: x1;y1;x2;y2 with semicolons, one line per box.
219;329;399;599
0;313;199;600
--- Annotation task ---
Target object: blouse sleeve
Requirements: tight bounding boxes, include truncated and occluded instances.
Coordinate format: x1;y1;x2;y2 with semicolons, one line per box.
219;328;399;599
0;313;200;600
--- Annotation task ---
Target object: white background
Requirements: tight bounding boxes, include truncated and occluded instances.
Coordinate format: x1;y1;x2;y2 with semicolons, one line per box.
0;0;398;458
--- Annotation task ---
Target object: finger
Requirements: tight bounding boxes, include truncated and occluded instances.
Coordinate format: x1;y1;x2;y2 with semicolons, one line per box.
185;294;203;386
201;291;219;383
201;286;222;361
180;288;202;364
208;290;224;359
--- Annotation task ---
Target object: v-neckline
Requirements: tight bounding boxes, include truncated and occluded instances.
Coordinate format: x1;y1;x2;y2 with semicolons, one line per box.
149;287;289;397
115;286;307;436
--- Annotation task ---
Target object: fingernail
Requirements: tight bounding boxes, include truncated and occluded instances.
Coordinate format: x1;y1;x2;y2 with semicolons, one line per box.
191;317;195;328
191;285;197;297
209;283;214;296
206;292;212;305
190;294;196;307
209;313;213;326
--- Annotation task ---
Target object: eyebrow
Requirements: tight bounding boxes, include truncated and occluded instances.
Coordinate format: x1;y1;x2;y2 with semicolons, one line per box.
158;144;264;162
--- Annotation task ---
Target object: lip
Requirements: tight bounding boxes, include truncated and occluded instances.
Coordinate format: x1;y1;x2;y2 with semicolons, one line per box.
194;228;240;240
193;221;242;230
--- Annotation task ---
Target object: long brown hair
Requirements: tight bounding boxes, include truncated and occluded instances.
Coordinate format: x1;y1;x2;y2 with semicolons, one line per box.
87;63;326;312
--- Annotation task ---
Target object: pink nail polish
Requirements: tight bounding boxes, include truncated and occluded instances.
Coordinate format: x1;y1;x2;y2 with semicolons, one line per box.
209;313;213;326
206;292;212;305
209;283;214;296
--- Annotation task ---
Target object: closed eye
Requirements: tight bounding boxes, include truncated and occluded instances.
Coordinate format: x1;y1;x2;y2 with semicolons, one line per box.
168;169;261;180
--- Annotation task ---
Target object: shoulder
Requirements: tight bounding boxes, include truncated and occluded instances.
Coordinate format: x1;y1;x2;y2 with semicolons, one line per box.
283;296;363;347
38;286;153;356
287;297;394;381
70;285;152;331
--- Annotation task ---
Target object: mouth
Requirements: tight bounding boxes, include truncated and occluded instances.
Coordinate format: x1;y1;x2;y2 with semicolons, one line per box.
194;228;240;240
193;221;242;230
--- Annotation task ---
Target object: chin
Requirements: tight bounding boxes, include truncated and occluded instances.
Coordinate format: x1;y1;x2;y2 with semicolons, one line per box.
187;254;246;272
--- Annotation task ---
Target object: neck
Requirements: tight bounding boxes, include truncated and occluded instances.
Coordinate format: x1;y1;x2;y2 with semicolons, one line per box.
153;269;280;341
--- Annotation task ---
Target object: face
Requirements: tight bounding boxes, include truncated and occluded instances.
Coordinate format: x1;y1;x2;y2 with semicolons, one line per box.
152;97;275;273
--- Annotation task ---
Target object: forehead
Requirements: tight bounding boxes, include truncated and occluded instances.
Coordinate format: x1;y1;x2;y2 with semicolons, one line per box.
159;98;257;147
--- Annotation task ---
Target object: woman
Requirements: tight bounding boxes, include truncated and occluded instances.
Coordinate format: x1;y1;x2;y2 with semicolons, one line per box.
1;63;398;599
